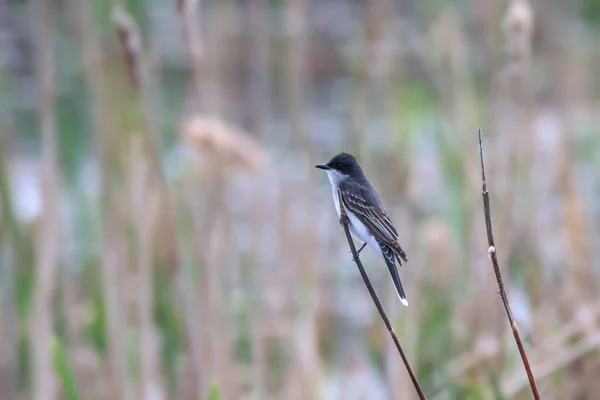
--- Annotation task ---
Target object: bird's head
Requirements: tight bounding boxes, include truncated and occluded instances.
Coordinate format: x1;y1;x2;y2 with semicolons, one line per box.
315;152;362;184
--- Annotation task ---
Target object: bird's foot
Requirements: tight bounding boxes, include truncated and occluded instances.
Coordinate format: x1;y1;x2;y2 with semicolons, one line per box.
357;242;367;254
339;215;349;226
350;242;367;255
350;243;367;262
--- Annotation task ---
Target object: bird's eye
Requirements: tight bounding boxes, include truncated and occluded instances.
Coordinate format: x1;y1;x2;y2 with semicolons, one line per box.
336;163;343;169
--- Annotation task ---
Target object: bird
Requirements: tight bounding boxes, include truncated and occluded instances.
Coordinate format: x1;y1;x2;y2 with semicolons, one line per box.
316;152;409;307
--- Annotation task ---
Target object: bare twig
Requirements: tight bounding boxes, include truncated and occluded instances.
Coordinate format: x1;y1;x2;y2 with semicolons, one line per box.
337;189;427;400
478;129;540;399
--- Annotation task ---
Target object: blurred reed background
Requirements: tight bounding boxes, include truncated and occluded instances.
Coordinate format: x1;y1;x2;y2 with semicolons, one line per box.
1;0;600;399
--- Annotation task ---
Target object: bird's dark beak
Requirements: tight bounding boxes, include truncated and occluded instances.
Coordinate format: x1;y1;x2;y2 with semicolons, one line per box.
315;164;330;170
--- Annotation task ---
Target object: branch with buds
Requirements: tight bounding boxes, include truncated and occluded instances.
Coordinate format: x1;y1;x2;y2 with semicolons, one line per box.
478;129;540;399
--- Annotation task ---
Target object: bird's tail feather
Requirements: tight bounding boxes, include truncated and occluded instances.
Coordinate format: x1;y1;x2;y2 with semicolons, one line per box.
392;243;408;265
377;239;408;307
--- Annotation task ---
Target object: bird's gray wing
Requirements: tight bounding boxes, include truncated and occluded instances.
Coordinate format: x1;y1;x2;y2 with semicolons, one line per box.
339;181;408;263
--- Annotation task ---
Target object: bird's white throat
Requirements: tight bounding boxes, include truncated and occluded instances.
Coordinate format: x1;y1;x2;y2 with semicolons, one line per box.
325;169;348;187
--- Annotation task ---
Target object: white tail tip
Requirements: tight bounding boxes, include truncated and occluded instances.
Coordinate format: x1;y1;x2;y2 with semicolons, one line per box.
400;298;409;307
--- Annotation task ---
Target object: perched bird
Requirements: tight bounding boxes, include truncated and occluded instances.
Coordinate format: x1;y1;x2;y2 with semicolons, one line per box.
316;152;409;307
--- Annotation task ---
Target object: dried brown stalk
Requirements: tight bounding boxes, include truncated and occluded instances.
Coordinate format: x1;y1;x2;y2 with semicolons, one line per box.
74;0;129;396
337;189;427;400
130;138;165;400
111;4;179;264
0;124;18;400
113;5;142;90
478;129;540;399
174;0;204;99
286;0;307;150
31;0;59;399
114;4;206;397
0;237;17;399
112;6;174;398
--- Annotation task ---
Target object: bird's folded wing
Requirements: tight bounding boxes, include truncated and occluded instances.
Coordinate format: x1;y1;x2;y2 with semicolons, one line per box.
339;182;407;263
338;182;397;240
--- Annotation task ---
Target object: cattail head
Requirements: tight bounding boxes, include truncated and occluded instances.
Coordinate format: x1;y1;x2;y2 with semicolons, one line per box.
503;0;534;60
182;115;267;173
430;9;465;76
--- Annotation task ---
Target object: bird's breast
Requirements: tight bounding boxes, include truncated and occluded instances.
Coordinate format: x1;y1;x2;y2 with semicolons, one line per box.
331;186;342;217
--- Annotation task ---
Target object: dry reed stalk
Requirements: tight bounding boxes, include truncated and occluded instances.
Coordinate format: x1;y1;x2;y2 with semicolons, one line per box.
545;12;594;305
202;1;225;113
348;8;369;158
74;0;130;395
30;0;59;398
245;0;270;141
167;174;206;399
174;220;206;399
200;216;234;399
186;174;232;398
237;3;272;387
182;114;266;397
168;176;204;398
113;5;143;90
483;0;535;376
249;188;269;399
174;0;204;100
181;114;260;398
0;239;17;399
476;0;502;97
498;0;535;262
112;5;166;175
103;225;132;399
337;190;427;400
174;3;259;390
112;5;170;184
113;6;182;397
560;162;591;300
130;137;165;400
284;2;322;395
286;0;308;150
478;130;540;399
251;322;267;399
0;130;17;399
293;193;325;400
243;1;272;393
361;0;412;396
370;0;412;396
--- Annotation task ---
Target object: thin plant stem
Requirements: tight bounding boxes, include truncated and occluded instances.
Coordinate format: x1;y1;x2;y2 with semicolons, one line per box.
337;190;427;400
478;129;540;399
